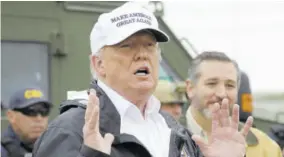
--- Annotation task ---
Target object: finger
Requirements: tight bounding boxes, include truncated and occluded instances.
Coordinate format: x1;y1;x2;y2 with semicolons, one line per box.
85;89;96;122
192;134;208;151
211;103;221;132
220;98;230;127
104;133;115;145
87;89;100;130
231;104;239;130
241;116;253;137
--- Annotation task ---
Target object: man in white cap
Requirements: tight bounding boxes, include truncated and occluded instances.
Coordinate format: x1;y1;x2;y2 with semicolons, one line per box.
33;2;253;157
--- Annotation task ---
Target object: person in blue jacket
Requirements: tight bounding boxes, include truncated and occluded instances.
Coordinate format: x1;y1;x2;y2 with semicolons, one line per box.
1;87;52;157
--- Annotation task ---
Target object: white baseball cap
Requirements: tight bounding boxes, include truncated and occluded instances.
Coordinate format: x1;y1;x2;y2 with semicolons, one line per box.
90;2;170;56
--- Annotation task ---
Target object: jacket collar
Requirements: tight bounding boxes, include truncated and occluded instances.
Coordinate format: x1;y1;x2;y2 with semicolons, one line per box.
2;125;19;142
60;80;122;136
238;122;259;146
89;80;121;136
185;109;259;146
62;80;197;157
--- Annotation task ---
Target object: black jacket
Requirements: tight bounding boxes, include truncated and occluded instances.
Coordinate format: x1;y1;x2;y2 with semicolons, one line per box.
268;124;284;149
32;81;202;157
1;126;33;157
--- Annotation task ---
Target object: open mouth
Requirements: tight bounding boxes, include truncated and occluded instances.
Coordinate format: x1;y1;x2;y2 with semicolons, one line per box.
134;67;150;76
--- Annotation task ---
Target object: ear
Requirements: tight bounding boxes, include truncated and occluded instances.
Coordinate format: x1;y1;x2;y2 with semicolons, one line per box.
90;55;106;77
6;110;16;124
186;79;195;99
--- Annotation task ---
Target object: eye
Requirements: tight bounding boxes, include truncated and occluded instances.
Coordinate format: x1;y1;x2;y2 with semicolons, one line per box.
226;84;236;88
207;82;217;86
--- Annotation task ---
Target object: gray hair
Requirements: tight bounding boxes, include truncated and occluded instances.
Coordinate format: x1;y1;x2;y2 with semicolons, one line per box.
90;57;97;80
188;51;241;86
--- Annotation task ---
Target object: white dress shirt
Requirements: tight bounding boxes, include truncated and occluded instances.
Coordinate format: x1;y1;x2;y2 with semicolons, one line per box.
97;80;171;157
186;106;208;141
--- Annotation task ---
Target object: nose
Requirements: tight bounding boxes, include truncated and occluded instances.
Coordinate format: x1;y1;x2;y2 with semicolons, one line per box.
34;114;44;121
134;46;149;61
173;110;181;120
175;106;182;115
215;84;227;99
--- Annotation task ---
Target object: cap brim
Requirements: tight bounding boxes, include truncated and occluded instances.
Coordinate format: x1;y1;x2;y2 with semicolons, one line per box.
14;99;53;109
106;26;169;46
146;28;169;42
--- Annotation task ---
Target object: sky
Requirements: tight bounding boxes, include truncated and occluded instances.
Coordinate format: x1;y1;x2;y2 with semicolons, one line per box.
161;1;284;93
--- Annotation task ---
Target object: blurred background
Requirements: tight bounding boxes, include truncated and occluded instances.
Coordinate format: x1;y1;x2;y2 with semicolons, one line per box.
1;1;283;135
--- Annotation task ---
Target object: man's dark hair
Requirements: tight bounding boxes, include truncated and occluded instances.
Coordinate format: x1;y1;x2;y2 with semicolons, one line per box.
188;51;241;86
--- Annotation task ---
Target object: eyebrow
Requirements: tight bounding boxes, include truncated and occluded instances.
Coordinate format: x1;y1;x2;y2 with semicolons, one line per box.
205;78;218;82
226;80;237;84
205;78;236;84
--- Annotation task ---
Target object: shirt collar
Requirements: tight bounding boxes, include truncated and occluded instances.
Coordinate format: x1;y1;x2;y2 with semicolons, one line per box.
97;80;161;119
98;80;131;118
186;106;204;137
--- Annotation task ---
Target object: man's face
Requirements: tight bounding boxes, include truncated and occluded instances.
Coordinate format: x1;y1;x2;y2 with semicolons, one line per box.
187;60;238;119
7;103;50;142
161;103;183;120
96;31;160;95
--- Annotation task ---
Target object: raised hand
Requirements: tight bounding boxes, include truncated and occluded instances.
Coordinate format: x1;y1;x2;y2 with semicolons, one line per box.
192;98;253;157
83;89;114;155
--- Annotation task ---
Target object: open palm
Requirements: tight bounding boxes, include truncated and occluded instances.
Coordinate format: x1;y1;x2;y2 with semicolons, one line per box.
83;89;114;155
192;99;253;157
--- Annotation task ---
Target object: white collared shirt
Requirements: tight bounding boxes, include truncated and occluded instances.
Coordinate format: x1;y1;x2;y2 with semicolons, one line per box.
97;80;171;157
186;106;208;141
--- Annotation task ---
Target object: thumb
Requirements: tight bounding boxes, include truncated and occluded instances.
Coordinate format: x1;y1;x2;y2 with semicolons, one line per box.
104;133;114;145
192;134;208;151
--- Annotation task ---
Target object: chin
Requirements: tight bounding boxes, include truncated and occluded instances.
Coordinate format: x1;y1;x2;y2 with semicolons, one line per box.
30;130;44;137
27;135;41;142
31;132;42;137
136;81;155;89
133;84;154;98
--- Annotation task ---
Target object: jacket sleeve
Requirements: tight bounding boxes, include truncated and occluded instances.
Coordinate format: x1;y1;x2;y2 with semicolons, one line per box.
274;143;283;157
1;144;8;157
184;129;204;157
32;127;110;157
